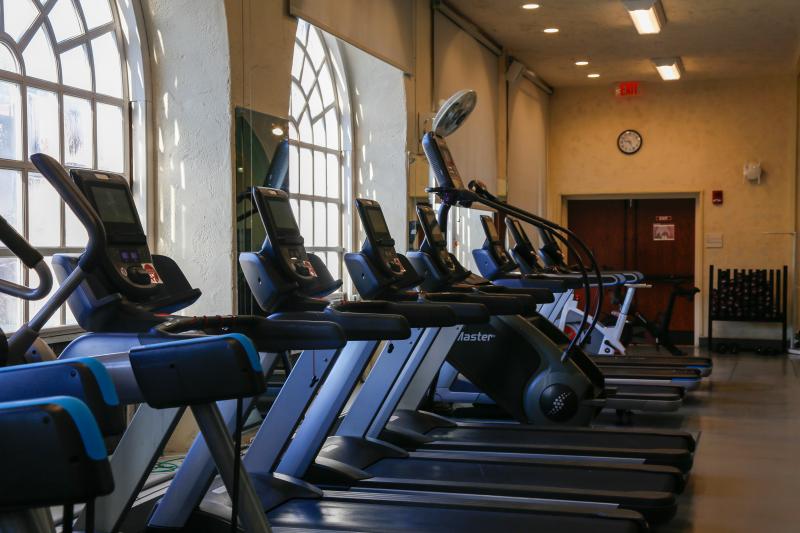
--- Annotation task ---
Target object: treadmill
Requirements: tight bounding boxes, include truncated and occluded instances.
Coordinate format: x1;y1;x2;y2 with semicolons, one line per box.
506;217;713;373
342;196;696;473
230;188;687;523
477;215;712;374
139;187;649;533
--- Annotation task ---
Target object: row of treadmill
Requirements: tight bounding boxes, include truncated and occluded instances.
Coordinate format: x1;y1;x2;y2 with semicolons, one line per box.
0;91;710;533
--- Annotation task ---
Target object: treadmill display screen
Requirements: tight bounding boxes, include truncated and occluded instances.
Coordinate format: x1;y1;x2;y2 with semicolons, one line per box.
267;198;299;233
365;206;391;241
435;138;464;189
483;217;499;242
511;220;531;245
89;185;138;225
420;208;446;245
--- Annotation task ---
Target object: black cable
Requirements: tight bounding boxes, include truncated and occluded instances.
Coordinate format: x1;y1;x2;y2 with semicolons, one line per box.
539;224;604;348
231;397;244;533
62;503;73;533
463;189;603;359
473;189;604;346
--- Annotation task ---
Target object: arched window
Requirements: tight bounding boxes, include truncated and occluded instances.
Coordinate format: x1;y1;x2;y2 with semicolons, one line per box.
0;0;128;331
288;21;347;281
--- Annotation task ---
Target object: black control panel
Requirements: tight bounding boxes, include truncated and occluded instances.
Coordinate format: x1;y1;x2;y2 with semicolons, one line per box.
356;198;406;277
71;170;162;297
415;203;456;274
431;135;465;190
251;187;318;283
506;217;544;272
479;215;513;268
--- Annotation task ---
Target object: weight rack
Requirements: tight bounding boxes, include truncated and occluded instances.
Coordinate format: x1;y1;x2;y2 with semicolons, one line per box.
707;265;788;353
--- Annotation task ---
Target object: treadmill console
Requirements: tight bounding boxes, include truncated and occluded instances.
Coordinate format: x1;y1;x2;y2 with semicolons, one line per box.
251;187;318;283
506;218;544;272
479;215;514;269
537;227;566;269
423;133;465;190
356;199;406;277
415;203;458;276
71;170;160;297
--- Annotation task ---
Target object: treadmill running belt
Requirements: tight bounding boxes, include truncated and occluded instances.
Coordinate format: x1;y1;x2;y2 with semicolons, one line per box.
600;367;699;379
366;457;680;492
428;427;692;450
267;499;645;532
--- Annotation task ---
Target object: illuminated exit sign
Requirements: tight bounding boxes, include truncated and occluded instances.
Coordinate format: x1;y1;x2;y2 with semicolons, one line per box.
615;81;640;97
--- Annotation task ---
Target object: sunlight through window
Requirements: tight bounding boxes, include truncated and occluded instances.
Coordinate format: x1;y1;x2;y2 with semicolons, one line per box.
0;0;129;330
289;21;346;277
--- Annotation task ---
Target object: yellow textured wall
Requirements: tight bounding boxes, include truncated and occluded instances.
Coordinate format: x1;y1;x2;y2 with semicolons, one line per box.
226;0;297;117
549;76;799;337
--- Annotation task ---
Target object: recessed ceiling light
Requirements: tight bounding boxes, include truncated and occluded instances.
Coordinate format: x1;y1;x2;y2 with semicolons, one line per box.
621;0;666;35
587;73;600;78
652;57;683;80
543;28;559;33
575;60;589;66
521;3;540;9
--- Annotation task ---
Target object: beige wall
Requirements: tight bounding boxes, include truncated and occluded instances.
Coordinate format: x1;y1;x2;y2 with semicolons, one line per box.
432;11;500;194
549;77;799;337
226;0;297;117
507;78;549;216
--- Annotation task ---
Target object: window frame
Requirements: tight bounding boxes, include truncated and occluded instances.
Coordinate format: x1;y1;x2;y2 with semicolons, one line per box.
288;22;350;284
0;0;131;332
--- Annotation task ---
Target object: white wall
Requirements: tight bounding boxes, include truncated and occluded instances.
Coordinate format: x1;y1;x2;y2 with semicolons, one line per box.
433;11;499;193
143;0;235;316
342;42;408;253
432;11;501;270
507;79;549;217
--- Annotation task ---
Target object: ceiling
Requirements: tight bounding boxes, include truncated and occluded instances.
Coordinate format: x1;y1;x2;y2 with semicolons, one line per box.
450;0;800;87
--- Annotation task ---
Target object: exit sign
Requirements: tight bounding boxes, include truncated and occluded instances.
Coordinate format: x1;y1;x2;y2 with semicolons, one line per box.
616;81;640;97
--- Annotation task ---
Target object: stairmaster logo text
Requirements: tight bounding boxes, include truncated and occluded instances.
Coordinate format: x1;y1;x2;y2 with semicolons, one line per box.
457;332;496;342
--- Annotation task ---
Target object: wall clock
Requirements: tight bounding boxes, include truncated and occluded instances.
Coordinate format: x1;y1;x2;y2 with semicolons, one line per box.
617;129;642;155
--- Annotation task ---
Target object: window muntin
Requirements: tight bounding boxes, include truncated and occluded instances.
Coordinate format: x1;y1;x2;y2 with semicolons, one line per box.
289;21;345;279
0;0;129;331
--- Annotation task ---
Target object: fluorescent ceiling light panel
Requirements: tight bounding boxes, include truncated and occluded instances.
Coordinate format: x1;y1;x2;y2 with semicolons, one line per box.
621;0;666;34
652;57;683;80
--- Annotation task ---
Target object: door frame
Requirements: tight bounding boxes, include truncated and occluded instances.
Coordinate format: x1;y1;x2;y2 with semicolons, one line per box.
560;192;703;346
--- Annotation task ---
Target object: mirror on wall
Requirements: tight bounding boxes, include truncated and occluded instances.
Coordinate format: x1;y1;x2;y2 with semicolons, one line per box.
234;107;289;314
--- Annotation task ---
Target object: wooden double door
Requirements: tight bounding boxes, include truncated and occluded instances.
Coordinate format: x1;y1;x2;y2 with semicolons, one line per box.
566;198;696;343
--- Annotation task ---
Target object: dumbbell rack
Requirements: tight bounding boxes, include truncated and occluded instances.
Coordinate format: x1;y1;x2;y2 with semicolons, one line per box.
707;265;788;353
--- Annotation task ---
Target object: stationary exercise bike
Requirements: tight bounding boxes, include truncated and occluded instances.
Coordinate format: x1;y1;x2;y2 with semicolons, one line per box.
620;278;700;356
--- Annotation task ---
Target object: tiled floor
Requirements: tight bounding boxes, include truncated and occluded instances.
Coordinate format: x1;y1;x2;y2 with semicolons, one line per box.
597;349;800;532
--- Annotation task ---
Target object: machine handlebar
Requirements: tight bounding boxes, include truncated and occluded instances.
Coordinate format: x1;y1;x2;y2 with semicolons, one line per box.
0;215;52;300
30;153;105;272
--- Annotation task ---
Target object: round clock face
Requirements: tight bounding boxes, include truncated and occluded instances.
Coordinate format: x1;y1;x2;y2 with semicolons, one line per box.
617;130;642;155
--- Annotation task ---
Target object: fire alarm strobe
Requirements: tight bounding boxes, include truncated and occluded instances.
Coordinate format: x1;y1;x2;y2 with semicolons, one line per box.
712;190;723;205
